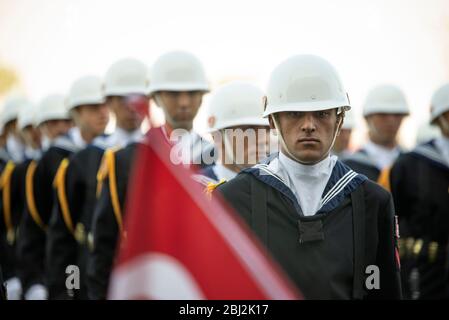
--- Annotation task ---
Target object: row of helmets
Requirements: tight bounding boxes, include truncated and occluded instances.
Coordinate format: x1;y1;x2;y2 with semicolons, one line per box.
0;51;210;134
2;53;449;135
207;55;449;134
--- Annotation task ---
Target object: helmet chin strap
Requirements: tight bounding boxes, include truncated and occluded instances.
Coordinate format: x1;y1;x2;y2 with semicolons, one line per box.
438;116;449;136
271;109;344;165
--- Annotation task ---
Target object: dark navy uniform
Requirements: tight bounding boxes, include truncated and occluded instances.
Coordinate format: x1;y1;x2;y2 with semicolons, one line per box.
217;154;402;299
45;135;113;300
16;134;81;296
0;148;13;286
0;156;34;292
87;128;215;299
87;142;137;300
389;139;449;299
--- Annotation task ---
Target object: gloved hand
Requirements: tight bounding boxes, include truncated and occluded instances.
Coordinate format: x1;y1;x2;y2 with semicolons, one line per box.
5;277;22;300
24;284;48;300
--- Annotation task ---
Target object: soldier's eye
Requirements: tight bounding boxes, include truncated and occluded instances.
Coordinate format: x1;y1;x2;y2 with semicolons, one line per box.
287;111;301;118
317;111;330;118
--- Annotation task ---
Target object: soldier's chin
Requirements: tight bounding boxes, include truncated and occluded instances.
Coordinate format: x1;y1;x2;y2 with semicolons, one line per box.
293;150;322;164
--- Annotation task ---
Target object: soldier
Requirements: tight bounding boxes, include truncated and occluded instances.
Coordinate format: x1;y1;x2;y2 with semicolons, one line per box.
16;94;74;300
87;50;213;299
45;75;108;299
194;81;270;186
342;85;409;182
0;96;30;299
0;120;10;300
46;59;149;300
217;55;402;299
389;83;449;299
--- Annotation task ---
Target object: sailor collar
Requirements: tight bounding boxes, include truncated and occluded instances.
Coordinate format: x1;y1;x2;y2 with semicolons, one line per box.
243;153;367;216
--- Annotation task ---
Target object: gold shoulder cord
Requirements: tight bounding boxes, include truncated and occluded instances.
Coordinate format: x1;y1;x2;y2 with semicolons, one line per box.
1;161;16;244
96;149;123;234
204;179;227;198
377;166;391;192
53;158;75;235
25;160;48;231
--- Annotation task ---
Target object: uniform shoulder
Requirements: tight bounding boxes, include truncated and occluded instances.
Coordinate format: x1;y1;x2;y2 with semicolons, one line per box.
361;179;391;206
113;142;139;166
217;172;253;197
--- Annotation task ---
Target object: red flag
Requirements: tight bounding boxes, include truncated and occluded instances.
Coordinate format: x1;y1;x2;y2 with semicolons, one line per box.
108;127;301;300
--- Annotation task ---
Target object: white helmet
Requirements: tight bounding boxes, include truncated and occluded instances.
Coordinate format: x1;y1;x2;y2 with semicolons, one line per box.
341;109;356;130
207;81;269;132
67;75;105;110
35;94;70;126
147;51;209;95
363;84;409;117
18;101;37;130
263;54;350;118
0;95;28;127
430;83;449;123
104;58;149;97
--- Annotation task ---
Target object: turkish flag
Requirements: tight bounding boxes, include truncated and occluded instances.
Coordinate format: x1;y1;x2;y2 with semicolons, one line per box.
108;127;301;300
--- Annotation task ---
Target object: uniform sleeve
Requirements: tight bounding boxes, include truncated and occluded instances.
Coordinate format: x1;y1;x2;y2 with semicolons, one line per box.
86;177;119;300
389;158;414;237
368;193;402;299
16;158;50;293
46;159;83;299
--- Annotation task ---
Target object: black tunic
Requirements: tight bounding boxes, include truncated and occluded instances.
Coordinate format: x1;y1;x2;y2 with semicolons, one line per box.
0;158;33;285
87;142;137;300
389;140;449;299
217;157;402;299
16;136;80;294
46;142;107;300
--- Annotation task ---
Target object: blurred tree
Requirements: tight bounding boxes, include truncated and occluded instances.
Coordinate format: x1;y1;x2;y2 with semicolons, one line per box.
0;64;19;97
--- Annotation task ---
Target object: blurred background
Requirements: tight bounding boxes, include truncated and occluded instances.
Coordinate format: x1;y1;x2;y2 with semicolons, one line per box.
1;0;448;148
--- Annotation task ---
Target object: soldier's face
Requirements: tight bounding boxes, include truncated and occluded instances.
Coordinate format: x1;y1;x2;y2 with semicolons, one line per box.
366;113;405;146
156;91;203;131
271;109;341;164
22;126;41;149
75;104;110;136
108;96;146;132
41;119;72;140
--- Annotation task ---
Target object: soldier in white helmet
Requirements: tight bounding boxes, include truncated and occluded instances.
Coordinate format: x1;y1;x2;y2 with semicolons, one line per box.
193;81;270;187
0;96;28;164
148;50;215;167
343;85;410;181
217;55;401;299
16;94;73;300
332;108;355;158
47;59;149;300
0;100;42;300
86;59;150;299
388;83;449;299
88;51;212;299
44;75;111;300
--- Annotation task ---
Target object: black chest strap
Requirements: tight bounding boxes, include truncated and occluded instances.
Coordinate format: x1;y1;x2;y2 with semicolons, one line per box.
251;178;268;246
351;185;366;299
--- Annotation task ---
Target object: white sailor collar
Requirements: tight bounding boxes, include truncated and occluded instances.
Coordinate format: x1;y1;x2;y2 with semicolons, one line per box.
243;153;367;216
